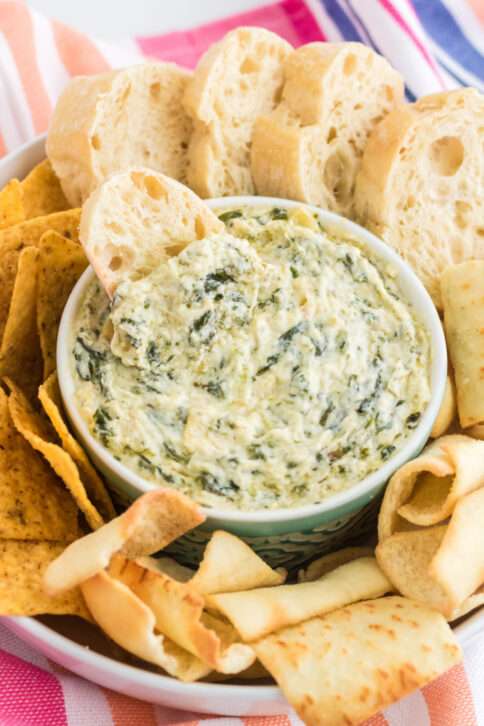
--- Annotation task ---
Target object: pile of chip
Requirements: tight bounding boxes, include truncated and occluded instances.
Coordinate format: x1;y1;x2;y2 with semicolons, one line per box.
0;161;115;620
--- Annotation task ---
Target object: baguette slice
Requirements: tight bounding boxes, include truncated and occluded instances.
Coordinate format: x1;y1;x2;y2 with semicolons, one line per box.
251;43;403;215
183;27;292;198
80;169;223;296
354;88;484;308
47;63;192;207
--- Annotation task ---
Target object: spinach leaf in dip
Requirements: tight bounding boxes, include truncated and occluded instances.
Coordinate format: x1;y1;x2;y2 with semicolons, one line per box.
72;206;430;511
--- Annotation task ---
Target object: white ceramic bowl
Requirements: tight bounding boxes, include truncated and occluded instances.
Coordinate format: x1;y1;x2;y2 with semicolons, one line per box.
57;194;447;566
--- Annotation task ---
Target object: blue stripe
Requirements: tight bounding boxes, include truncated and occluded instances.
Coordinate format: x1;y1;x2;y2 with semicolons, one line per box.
317;0;366;42
437;54;481;89
413;0;484;80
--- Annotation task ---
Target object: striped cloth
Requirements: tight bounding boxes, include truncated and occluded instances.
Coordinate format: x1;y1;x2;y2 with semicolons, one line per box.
0;0;483;724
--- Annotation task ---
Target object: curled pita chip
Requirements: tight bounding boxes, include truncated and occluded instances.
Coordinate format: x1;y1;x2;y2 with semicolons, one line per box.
208;557;392;642
253;597;461;726
398;436;484;528
0;179;24;229
81;569;211;681
0;246;43;400
430;374;457;439
188;530;285;594
378;435;484;540
450;587;484;621
376;527;452;617
37;232;88;377
298;547;374;583
6;380;105;531
0;540;89;618
442;260;484;429
39;373;115;521
430;487;484;611
44;489;204;594
21;159;69;219
109;556;255;674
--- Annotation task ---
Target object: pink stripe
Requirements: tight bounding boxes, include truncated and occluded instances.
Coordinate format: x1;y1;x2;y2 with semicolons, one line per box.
137;0;324;67
0;650;67;726
378;0;446;89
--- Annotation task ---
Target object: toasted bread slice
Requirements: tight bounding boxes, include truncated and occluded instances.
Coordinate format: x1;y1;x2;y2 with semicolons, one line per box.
251;43;403;215
183;27;292;198
80;169;223;296
47;63;192;207
354;88;484;308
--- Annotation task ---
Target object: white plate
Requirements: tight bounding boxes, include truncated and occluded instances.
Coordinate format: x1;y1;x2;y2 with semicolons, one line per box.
1;134;483;717
2;608;484;716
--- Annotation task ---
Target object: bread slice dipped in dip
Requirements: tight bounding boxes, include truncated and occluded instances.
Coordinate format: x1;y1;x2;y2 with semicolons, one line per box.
72;205;430;511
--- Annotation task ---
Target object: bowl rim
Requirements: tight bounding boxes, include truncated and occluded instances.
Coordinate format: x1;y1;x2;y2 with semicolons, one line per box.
57;194;447;524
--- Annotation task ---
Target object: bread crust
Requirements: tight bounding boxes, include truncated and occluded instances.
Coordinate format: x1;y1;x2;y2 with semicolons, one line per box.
183;27;292;198
354;88;484;308
47;64;192;206
251;42;404;215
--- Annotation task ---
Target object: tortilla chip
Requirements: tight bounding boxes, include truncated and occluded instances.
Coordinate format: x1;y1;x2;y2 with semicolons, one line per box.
0;179;25;229
208;558;392;642
81;568;211;682
188;530;285;595
397;436;484;527
0;208;80;252
37;232;88;377
0;245;21;345
430;374;457;438
298;547;374;583
21;160;69;219
253;597;461;726
109;555;255;674
0;247;43;400
6;379;105;531
430;487;484;611
39;373;115;520
44;489;204;595
0;388;78;541
0;210;80;343
376;527;452;616
0;540;89;618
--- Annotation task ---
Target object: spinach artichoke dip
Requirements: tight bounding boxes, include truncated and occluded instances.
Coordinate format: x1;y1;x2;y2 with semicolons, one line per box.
72;206;430;511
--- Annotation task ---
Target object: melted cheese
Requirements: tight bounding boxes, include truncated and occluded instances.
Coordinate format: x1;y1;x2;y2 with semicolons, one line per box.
72;206;430;511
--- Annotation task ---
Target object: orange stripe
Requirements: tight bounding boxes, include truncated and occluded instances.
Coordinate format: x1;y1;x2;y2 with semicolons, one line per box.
0;1;52;134
361;713;389;726
468;0;484;23
423;663;478;726
0;132;6;158
243;717;291;726
52;19;110;76
102;687;158;726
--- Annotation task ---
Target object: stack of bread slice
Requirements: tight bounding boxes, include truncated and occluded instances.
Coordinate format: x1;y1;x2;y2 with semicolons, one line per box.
251;43;404;215
46;29;483;309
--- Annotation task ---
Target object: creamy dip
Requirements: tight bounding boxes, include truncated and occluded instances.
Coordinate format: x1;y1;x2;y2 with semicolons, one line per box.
72;206;430;511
